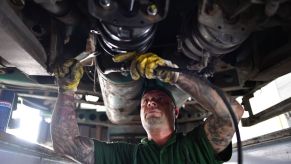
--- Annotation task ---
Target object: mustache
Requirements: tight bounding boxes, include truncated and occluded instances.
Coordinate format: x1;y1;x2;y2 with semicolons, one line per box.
144;106;160;112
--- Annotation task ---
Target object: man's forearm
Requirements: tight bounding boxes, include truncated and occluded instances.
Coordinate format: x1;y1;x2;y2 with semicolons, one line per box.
175;73;244;152
51;91;95;164
175;73;243;121
176;74;244;153
51;91;80;153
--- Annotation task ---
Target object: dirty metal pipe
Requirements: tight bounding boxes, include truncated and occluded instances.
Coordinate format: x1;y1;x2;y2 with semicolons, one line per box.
96;55;142;124
97;71;142;124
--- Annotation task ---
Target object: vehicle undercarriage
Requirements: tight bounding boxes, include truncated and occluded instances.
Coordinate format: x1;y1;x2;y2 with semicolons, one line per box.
1;0;291;142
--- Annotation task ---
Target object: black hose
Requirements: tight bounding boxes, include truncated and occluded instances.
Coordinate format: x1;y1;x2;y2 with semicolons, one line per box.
156;66;243;164
209;83;243;164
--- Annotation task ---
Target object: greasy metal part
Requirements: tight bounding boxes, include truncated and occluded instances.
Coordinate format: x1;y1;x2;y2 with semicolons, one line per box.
88;0;169;27
210;69;241;89
0;0;48;75
179;0;252;71
97;72;142;124
0;132;76;164
241;97;291;127
0;68;102;98
242;94;254;116
96;22;157;54
197;0;252;53
96;55;143;124
1;81;101;98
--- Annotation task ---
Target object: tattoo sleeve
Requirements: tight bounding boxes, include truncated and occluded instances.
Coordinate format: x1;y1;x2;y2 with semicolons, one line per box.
51;91;94;164
175;73;244;153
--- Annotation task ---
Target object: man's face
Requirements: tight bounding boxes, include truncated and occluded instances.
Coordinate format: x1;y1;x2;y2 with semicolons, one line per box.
140;90;177;131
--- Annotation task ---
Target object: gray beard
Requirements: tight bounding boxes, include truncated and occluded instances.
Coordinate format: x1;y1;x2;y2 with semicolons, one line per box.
144;117;164;129
147;117;162;124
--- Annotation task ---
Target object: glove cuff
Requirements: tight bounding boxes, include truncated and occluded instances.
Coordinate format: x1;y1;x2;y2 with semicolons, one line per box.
58;86;77;94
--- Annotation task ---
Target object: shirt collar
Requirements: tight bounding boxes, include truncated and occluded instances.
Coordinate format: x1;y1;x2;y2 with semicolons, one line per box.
141;132;177;148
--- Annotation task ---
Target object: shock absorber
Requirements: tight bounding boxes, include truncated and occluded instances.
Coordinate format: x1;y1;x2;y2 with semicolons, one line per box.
179;0;252;71
86;0;171;124
88;0;169;55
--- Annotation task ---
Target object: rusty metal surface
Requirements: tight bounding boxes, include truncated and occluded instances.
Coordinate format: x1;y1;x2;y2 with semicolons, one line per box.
0;132;76;164
242;97;291;126
97;66;143;124
0;0;48;75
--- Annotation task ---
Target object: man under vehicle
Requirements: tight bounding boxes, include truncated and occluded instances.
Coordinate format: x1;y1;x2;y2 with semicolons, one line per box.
51;52;244;164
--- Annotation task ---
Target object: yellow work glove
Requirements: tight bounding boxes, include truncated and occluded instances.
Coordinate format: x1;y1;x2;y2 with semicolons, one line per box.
113;52;179;84
54;59;84;92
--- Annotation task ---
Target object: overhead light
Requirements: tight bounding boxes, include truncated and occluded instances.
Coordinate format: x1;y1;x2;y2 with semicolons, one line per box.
85;95;99;102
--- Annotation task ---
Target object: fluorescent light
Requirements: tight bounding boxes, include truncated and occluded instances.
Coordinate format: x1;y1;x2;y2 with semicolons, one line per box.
6;100;41;143
80;103;106;112
80;103;99;109
85;95;99;102
96;105;106;112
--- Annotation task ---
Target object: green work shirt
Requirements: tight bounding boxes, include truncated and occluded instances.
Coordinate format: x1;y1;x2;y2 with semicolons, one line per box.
94;125;232;164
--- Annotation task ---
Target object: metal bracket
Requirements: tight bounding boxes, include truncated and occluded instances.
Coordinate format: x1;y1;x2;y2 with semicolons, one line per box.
242;97;291;127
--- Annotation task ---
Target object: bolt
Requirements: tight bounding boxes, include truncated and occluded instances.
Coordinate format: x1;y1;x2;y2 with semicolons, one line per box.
90;30;101;35
147;4;158;16
99;0;111;8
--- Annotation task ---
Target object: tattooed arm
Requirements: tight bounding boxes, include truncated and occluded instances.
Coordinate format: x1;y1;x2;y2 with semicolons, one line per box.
175;73;244;153
51;91;94;164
